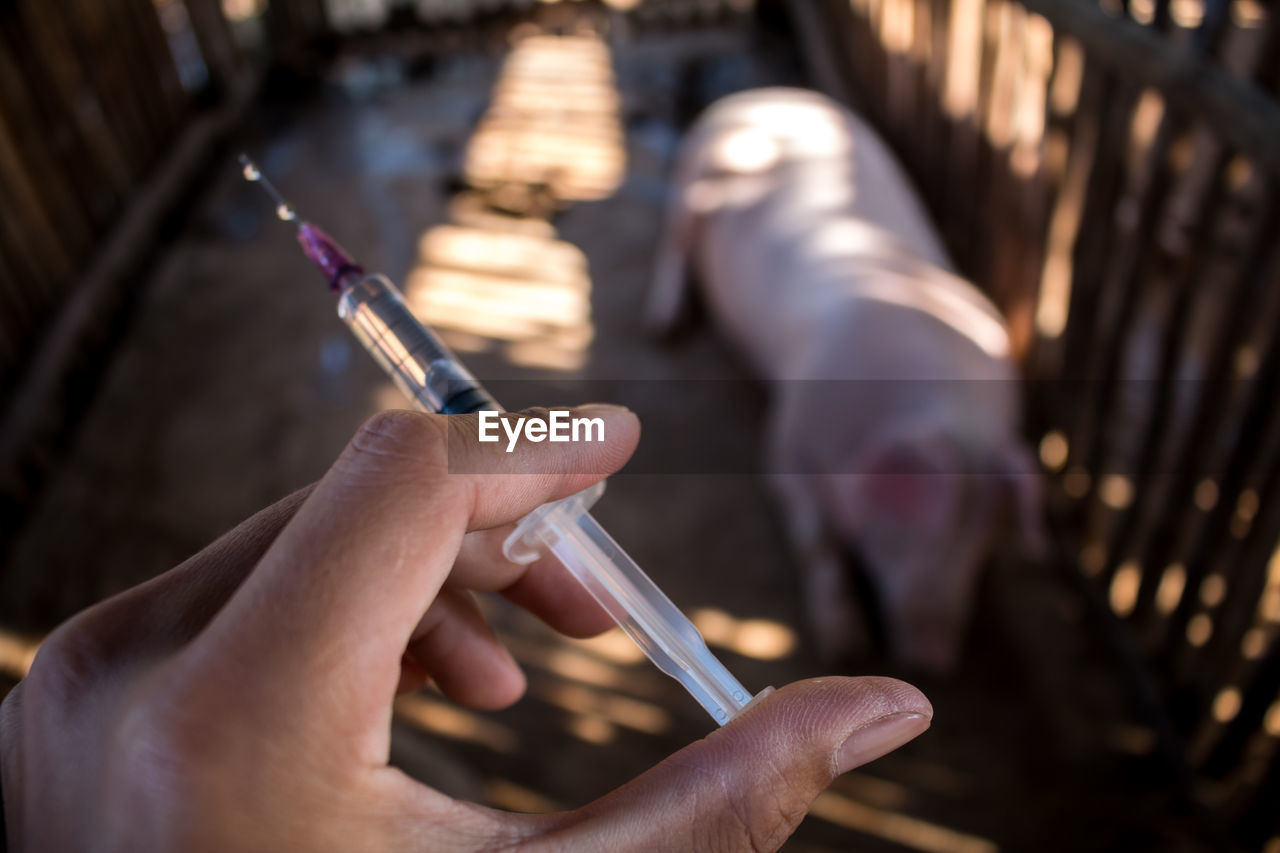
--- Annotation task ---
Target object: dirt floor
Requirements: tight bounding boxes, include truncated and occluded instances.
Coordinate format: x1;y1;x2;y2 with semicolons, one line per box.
0;16;1222;852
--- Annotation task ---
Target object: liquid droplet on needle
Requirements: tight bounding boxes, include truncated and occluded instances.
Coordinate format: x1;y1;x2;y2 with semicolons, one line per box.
240;154;302;225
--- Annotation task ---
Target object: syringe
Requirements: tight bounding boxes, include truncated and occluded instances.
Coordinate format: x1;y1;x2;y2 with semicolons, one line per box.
240;155;755;724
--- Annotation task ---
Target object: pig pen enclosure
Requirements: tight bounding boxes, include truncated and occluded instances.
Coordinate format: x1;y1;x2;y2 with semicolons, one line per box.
1;0;1279;850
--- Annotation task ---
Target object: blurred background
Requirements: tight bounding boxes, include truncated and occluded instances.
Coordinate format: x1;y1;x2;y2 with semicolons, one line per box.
1;0;1279;850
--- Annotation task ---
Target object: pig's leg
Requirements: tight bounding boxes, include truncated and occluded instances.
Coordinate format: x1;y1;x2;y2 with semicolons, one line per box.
766;405;868;661
644;182;698;336
1002;442;1048;558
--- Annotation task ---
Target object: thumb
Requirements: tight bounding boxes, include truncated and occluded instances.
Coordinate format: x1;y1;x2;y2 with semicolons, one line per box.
557;677;931;852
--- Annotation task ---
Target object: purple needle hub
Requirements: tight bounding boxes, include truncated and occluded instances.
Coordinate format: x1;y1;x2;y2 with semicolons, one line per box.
297;222;364;291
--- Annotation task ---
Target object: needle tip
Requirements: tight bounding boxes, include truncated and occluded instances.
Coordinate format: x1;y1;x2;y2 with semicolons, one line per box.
239;154;262;184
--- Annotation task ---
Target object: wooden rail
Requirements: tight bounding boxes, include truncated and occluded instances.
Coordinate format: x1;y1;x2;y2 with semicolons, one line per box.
1021;0;1280;174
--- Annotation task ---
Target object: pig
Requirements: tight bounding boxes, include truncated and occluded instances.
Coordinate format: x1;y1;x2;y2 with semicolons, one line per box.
647;87;1044;672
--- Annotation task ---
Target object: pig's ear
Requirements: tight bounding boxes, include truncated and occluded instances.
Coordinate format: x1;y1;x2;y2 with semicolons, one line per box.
825;430;964;536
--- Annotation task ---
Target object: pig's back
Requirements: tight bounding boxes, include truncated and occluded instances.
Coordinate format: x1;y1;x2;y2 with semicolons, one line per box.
688;90;978;378
700;208;1011;382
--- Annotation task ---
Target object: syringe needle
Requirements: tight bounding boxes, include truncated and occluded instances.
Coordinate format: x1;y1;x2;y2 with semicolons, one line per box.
238;153;299;224
239;154;363;292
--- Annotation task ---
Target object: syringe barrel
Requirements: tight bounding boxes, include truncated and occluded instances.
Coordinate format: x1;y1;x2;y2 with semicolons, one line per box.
545;511;753;724
335;272;754;725
337;274;500;415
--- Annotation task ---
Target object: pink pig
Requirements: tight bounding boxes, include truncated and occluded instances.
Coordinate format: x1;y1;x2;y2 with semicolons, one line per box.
648;88;1044;672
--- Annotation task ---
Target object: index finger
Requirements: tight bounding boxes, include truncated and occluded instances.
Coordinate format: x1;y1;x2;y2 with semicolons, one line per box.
184;405;639;750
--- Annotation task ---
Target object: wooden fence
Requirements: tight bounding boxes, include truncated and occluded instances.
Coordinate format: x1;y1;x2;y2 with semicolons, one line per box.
0;0;328;548
0;0;190;393
802;0;1280;845
0;0;333;387
0;0;338;389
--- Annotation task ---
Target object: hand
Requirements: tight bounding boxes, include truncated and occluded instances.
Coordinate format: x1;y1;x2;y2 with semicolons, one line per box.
0;406;931;852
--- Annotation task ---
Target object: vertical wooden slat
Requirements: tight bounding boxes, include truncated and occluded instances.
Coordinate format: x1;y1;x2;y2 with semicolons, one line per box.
121;0;187;145
185;0;243;93
1005;12;1056;359
880;0;916;143
90;0;171;165
862;0;890;129
0;111;72;294
1152;0;1171;32
1025;40;1090;401
1196;485;1280;710
7;2;108;229
1188;444;1280;775
1159;241;1280;649
1138;192;1280;650
980;0;1027;313
64;0;154;182
804;0;1280;842
1225;644;1280;845
848;0;883;119
25;0;132;220
97;0;159;155
1095;5;1273;624
0;0;218;397
1199;633;1280;779
0;243;29;368
0;181;52;351
1102;147;1231;622
940;0;986;273
0;24;93;265
908;0;934;181
1059;74;1136;482
1081;109;1182;592
1257;11;1280;98
919;0;952;214
1174;422;1280;733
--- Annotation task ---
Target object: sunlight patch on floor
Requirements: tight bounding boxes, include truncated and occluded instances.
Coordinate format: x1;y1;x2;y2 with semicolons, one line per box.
0;629;39;679
810;789;999;853
691;607;798;660
395;693;520;753
484;778;563;814
401;28;627;371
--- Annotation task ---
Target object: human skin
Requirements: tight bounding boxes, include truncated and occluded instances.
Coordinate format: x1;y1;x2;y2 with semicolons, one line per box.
0;405;931;852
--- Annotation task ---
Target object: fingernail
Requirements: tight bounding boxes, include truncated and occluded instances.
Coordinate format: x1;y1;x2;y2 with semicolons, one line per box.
835;712;930;773
575;403;632;414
